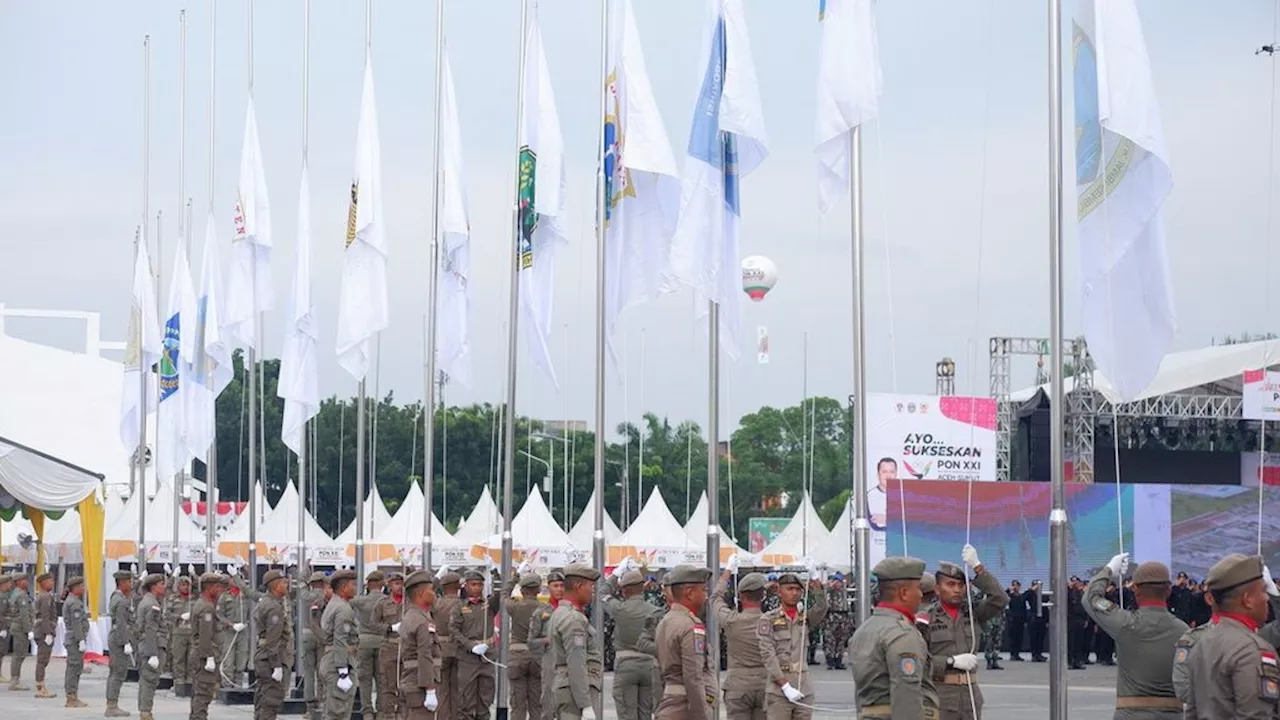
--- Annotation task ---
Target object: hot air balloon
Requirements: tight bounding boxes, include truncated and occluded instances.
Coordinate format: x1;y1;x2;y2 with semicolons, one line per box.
741;256;777;301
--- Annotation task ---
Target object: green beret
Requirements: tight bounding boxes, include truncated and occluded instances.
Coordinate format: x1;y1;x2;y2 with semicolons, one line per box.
36;572;52;584
519;573;543;590
872;556;927;582
1206;554;1264;593
365;570;386;584
439;571;462;586
920;573;936;595
545;570;565;583
308;571;328;584
405;570;433;592
141;573;165;590
462;569;486;583
66;576;85;590
199;572;228;588
386;572;405;583
564;564;601;582
261;570;286;587
330;569;357;588
666;565;712;586
935;561;966;581
113;570;133;582
737;572;767;593
619;570;645;588
777;573;803;588
1132;561;1172;586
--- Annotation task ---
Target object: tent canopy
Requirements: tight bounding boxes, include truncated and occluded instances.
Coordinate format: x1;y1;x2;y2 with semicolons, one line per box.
811;498;853;570
759;492;830;564
373;481;456;547
453;485;503;544
568;490;622;549
0;435;102;510
682;492;750;559
336;482;394;542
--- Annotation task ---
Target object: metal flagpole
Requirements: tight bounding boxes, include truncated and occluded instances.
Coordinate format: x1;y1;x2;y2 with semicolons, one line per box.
705;299;721;659
296;0;311;683
802;332;808;555
421;0;446;575
1047;0;1068;716
591;0;609;717
139;35;152;574
499;0;531;713
175;7;187;573
205;0;219;570
246;0;260;620
851;124;870;626
355;0;373;588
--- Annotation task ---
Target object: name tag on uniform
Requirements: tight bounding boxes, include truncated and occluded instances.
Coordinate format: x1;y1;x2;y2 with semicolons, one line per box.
773;618;787;628
461;607;472;614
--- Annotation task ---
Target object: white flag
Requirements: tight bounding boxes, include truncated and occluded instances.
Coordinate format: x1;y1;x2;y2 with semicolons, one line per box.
603;0;680;365
157;241;199;482
1074;0;1175;400
279;169;320;454
517;11;569;389
665;0;768;360
337;52;390;382
186;213;234;462
119;239;162;452
436;50;473;390
224;96;274;349
815;0;882;215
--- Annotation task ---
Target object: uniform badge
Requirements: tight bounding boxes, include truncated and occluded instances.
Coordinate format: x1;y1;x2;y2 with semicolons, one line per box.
694;635;705;654
692;626;706;635
757;620;772;637
1091;597;1114;613
1174;647;1188;663
1263;651;1278;667
573;635;586;647
1263;676;1280;701
900;655;918;677
461;606;472;614
270;614;280;626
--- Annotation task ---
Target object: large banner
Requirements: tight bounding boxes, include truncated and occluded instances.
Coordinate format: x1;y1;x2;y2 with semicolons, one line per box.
748;517;790;552
1243;370;1280;421
866;393;998;484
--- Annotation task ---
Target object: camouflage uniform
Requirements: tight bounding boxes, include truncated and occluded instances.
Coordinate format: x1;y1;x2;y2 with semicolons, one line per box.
821;581;852;669
805;591;822;666
981;610;1005;669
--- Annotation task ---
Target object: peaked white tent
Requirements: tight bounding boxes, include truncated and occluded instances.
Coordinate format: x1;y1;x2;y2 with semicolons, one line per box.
610;487;703;567
372;482;466;567
212;481;268;546
503;490;576;566
119;481;210;564
811;498;854;570
682;492;751;565
337;482;395;543
453;485;503;545
105;487;145;560
567;490;622;550
759;492;830;565
219;481;337;565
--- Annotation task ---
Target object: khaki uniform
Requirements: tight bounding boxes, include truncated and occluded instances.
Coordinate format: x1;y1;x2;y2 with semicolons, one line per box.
33;589;55;686
1184;614;1280;719
602;582;663;720
924;569;1006;720
655;604;715;720
508;593;545;720
449;595;498;720
758;589;827;720
321;596;360;720
1082;569;1187;718
106;590;132;704
550;600;602;720
302;587;329;711
0;589;11;676
63;594;90;698
526;601;557;720
1171;623;1209;705
850;606;938;720
167;590;197;684
399;604;440;720
135;593;167;713
190;597;225;720
711;578;767;720
10;586;33;685
433;593;462;720
217;586;254;683
372;594;406;720
353;593;385;715
254;595;295;720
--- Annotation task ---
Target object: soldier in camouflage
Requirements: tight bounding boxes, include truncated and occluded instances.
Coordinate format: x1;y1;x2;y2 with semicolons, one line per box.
0;574;12;683
980;604;1005;671
822;574;852;670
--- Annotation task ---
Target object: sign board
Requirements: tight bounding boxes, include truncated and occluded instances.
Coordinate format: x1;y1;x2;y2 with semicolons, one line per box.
748;517;790;553
1243;370;1280;421
865;393;998;483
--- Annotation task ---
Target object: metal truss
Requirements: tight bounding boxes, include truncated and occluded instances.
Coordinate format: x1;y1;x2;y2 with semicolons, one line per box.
1103;394;1242;419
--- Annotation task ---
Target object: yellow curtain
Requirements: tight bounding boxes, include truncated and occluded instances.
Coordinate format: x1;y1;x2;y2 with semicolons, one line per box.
78;496;105;620
29;510;45;574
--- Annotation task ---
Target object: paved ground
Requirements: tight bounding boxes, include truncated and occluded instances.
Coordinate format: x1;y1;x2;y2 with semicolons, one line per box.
0;655;1126;719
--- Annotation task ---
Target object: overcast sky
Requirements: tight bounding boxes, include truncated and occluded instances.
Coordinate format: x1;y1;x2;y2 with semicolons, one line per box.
1;0;1277;441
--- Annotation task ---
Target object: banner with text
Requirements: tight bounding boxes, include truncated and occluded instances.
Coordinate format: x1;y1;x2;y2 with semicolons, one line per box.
866;393;998;484
1243;370;1280;421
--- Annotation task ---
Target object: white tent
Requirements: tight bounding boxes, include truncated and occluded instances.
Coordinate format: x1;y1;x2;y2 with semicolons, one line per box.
811;499;854;570
504;490;576;566
212;481;268;545
105;486;144;559
135;481;208;563
453;485;503;544
759;492;830;565
336;482;395;543
567;490;622;550
219;481;338;565
372;481;467;567
682;492;751;565
610;487;704;567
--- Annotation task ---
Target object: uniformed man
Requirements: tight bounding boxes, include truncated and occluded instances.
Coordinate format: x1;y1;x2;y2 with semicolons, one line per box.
62;576;90;708
757;571;826;720
217;570;255;687
655;564;715;720
600;565;662;720
1170;588;1215;705
104;570;134;716
135;573;167;720
822;574;851;671
8;572;34;692
373;572;406;720
449;568;498;720
321;569;360;720
916;574;937;637
353;570;387;715
1183;553;1280;718
32;572;57;698
849;556;937;720
527;569;564;720
255;569;294;720
0;574;13;684
508;571;546;720
1082;554;1187;718
712;570;768;720
925;545;1007;720
433;570;463;720
190;573;228;720
167;575;196;689
399;570;440;720
302;571;330;715
550;564;603;720
980;602;1005;671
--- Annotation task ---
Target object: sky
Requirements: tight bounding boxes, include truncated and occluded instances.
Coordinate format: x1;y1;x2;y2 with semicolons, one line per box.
2;0;1279;442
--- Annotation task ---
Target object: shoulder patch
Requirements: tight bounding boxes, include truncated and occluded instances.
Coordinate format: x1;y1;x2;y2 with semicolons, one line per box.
900;655;919;677
573;635;585;647
692;626;706;635
1091;597;1115;613
757;620;772;636
1263;651;1278;667
694;634;705;654
269;614;280;626
1174;647;1189;663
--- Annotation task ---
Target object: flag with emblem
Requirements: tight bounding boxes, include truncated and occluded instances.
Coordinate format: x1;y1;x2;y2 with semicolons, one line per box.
1074;0;1175;400
223;95;274;349
603;0;680;367
436;48;473;390
119;237;162;452
337;51;390;382
157;241;198;482
185;213;234;462
279;169;320;454
664;0;769;361
815;0;881;215
516;10;568;388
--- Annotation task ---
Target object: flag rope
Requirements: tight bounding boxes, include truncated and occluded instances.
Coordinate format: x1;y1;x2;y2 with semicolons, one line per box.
1259;0;1280;556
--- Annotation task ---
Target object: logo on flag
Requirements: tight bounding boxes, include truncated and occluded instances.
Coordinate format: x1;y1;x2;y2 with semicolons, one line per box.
518;147;538;269
160;317;180;401
603;71;634;228
233;196;248;239
345;182;359;248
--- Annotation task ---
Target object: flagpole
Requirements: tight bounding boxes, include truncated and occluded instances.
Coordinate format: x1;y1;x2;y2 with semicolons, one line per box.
296;0;311;683
354;0;372;590
246;0;259;657
422;0;446;573
139;35;152;574
591;1;609;717
705;296;720;636
205;0;219;571
499;0;531;712
850;119;871;624
174;7;188;573
1047;0;1068;716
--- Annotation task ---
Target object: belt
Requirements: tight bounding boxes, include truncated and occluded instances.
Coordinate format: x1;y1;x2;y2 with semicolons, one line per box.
781;662;804;673
510;643;529;651
615;650;652;661
1115;696;1182;710
663;685;686;697
860;706;891;718
943;672;975;685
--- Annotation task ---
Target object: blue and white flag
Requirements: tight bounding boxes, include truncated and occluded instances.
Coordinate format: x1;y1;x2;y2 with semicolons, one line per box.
157;241;198;482
186;213;233;462
815;0;881;215
665;0;768;360
1074;0;1176;400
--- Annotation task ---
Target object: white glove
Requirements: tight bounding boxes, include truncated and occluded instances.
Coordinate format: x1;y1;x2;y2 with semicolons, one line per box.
0;630;7;638
124;642;133;655
336;670;353;692
77;640;86;652
517;559;532;575
962;544;981;571
472;643;489;656
1266;565;1280;598
188;564;196;576
232;622;246;633
271;667;283;682
425;689;438;711
435;565;450;580
950;653;980;672
1106;553;1131;579
583;706;598;720
147;656;159;670
726;554;740;574
803;558;818;581
204;657;216;672
781;682;805;703
26;632;34;642
391;622;401;633
180;612;190;622
610;561;628;579
44;634;52;645
164;563;173;576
